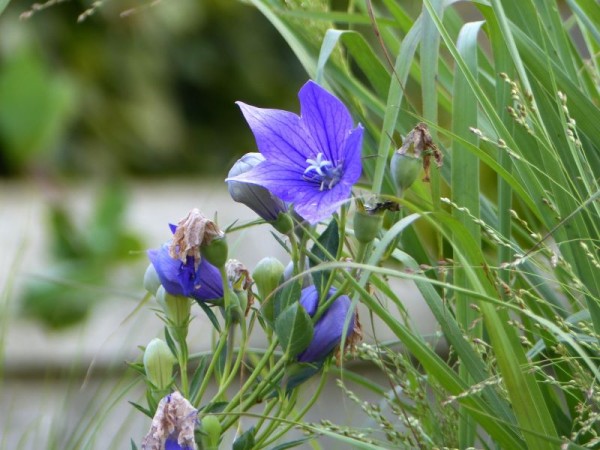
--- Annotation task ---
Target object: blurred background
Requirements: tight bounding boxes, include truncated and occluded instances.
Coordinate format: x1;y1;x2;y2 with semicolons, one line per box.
0;0;306;328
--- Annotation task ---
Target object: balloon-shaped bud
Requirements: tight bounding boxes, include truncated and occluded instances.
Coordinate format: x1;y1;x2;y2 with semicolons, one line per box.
143;338;176;391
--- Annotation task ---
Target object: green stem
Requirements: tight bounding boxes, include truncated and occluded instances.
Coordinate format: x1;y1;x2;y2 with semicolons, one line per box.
192;328;228;406
178;343;189;398
253;391;296;447
220;338;280;414
260;366;329;448
253;397;279;436
171;324;190;398
221;349;288;431
213;318;247;401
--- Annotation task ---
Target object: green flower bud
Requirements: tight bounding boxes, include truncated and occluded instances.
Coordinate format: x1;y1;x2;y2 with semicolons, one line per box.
272;211;294;235
143;263;161;296
252;257;284;301
156;286;191;329
202;237;228;268
390;153;422;197
390;123;443;196
200;415;222;450
353;209;383;244
143;338;176;390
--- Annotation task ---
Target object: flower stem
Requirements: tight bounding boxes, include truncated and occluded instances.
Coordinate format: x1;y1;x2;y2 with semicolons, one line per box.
213;317;247;401
171;323;190;398
220;341;286;431
192;328;228;406
253;389;298;447
259;366;329;448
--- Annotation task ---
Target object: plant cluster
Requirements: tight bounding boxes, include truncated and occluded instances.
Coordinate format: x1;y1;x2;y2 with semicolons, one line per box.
122;0;600;449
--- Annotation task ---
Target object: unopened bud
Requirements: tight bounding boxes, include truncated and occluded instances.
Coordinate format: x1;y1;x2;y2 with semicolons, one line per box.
226;152;289;227
143;338;176;391
390;153;422;197
390;123;443;194
353;209;383;244
253;257;284;300
202;236;228;268
200;415;222;450
143;263;161;296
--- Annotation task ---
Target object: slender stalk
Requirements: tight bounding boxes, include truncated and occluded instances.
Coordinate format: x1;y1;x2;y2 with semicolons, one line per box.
253;390;298;447
221;351;288;431
192;329;228;405
213;318;248;401
220;339;280;416
253;398;279;436
260;366;330;448
177;335;189;398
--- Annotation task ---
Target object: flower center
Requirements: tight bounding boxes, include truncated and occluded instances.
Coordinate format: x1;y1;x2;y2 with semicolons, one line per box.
303;153;342;191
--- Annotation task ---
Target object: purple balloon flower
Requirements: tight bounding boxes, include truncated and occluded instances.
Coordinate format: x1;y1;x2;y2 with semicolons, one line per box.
148;224;224;302
298;285;354;363
226;80;363;224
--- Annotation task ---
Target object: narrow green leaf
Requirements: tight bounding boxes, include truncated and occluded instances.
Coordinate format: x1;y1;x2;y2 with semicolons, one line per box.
195;300;221;332
316;29;390;97
163;326;177;356
309;218;339;292
247;0;316;77
453;19;484;448
371;14;422;195
128;401;153;419
567;0;600;46
424;205;559;447
189;356;209;402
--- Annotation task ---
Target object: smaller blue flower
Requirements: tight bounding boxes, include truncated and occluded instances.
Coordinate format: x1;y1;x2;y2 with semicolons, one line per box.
148;226;224;302
297;286;354;362
165;437;194;450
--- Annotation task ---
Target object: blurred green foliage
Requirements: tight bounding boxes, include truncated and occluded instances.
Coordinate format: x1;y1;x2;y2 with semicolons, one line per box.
21;183;144;328
0;0;305;177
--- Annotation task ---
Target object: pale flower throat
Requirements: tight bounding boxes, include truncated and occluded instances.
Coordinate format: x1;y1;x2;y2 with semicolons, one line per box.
303;153;343;191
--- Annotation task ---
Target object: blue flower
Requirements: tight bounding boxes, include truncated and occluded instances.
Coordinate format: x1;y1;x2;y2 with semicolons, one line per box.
297;286;355;363
147;226;224;302
226;152;288;221
226;80;363;224
165;437;194;450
